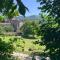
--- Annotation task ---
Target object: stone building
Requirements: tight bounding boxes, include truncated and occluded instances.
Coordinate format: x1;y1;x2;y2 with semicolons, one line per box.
4;19;24;32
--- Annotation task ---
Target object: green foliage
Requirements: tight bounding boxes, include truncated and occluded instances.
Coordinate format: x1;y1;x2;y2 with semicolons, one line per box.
0;26;4;35
0;38;14;54
20;20;40;38
4;25;14;32
0;37;20;60
0;38;14;60
0;16;5;22
0;36;45;54
0;25;14;35
6;10;20;19
40;25;60;60
38;0;60;59
38;14;60;59
38;0;60;24
38;0;60;17
0;35;45;59
0;0;28;17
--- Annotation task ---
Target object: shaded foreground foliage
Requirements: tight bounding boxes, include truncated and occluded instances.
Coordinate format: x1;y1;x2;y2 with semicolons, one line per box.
37;0;60;59
0;36;45;60
36;14;60;60
40;27;60;60
0;0;28;16
0;38;15;60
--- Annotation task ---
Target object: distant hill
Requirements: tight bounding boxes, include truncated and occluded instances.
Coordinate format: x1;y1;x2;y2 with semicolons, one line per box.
24;15;42;20
13;16;25;20
14;15;42;21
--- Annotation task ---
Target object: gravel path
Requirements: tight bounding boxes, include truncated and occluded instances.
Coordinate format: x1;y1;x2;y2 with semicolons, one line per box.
11;52;51;60
11;52;32;60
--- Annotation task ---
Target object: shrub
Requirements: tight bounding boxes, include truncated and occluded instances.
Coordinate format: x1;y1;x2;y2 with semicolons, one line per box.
0;38;14;55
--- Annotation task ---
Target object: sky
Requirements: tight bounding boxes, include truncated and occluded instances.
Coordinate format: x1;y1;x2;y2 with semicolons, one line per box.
22;0;40;16
14;0;40;16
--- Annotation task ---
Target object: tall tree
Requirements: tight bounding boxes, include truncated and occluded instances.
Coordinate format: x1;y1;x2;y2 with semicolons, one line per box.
37;0;60;60
20;20;39;38
38;0;60;23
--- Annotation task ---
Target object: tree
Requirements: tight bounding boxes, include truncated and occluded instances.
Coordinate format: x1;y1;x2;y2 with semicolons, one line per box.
0;0;28;17
6;10;20;19
38;0;60;24
20;20;39;38
38;0;60;17
37;1;60;59
37;13;60;60
0;16;5;22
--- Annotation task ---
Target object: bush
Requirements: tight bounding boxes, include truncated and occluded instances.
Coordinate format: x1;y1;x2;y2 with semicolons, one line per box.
20;20;40;38
0;25;14;35
0;38;14;55
4;25;14;32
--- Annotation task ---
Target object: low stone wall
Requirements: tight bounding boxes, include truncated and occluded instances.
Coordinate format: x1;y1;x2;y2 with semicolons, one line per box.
3;32;17;36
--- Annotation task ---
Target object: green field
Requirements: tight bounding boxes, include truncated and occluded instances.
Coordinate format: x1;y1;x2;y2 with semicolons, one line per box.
0;36;45;55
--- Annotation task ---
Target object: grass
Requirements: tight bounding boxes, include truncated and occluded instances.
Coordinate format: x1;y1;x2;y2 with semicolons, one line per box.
0;36;45;55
